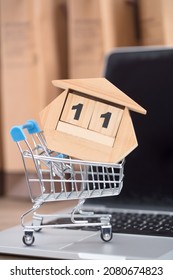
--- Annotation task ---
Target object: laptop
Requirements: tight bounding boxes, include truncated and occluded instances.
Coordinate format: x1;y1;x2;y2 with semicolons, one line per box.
1;46;173;259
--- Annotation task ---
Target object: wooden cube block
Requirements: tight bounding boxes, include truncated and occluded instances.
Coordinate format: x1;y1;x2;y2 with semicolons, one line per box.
60;92;95;128
89;102;123;137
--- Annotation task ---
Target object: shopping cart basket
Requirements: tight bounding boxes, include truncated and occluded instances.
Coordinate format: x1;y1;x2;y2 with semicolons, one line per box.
10;120;125;245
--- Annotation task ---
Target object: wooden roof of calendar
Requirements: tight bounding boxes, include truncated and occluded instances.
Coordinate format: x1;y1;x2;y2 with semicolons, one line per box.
52;78;146;115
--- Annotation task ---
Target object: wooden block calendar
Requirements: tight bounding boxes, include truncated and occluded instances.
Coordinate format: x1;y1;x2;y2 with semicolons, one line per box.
40;78;146;163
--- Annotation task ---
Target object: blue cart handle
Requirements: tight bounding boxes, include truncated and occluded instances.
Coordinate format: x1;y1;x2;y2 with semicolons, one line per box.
10;120;41;142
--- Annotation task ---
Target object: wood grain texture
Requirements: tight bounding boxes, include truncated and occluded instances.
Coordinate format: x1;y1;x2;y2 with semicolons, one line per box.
44;108;137;163
60;92;95;128
40;89;68;130
40;78;144;163
89;102;123;137
56;121;115;147
52;78;147;114
110;107;138;162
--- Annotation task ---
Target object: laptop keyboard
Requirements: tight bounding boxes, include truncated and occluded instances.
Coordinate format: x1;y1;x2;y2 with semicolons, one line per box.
47;210;173;237
81;210;173;237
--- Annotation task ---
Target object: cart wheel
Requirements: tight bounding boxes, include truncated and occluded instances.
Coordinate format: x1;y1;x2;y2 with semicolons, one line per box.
101;231;113;242
23;233;35;246
100;226;113;242
34;227;42;232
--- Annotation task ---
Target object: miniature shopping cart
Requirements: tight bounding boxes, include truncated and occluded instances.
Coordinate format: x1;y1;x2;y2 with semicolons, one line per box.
10;120;125;246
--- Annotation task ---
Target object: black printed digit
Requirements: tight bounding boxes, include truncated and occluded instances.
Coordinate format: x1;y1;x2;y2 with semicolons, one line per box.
100;112;112;128
72;103;83;120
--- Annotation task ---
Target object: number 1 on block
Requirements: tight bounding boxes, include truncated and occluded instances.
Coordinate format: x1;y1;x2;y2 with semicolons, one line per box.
89;102;124;137
60;93;95;128
72;103;83;120
100;112;112;128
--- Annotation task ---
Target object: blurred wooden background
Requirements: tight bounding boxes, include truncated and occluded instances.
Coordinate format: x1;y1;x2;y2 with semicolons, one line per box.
0;0;173;197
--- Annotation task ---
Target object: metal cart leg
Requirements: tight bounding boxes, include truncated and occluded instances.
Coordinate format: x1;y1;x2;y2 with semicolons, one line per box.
20;202;42;245
32;213;43;232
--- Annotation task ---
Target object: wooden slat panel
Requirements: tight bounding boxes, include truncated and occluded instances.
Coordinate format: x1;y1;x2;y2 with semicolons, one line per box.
57;121;114;146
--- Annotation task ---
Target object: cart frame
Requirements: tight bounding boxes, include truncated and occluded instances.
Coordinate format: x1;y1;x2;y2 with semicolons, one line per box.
10;120;125;245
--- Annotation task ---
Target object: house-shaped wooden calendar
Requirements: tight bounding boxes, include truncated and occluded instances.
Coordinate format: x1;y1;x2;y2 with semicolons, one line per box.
40;78;146;163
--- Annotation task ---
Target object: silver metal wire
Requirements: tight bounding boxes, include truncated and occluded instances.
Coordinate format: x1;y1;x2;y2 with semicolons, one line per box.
15;129;125;239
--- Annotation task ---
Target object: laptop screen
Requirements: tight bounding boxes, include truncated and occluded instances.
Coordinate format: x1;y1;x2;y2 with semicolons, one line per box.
103;47;173;209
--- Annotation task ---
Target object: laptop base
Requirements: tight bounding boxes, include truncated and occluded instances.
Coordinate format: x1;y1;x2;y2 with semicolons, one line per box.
0;224;173;260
